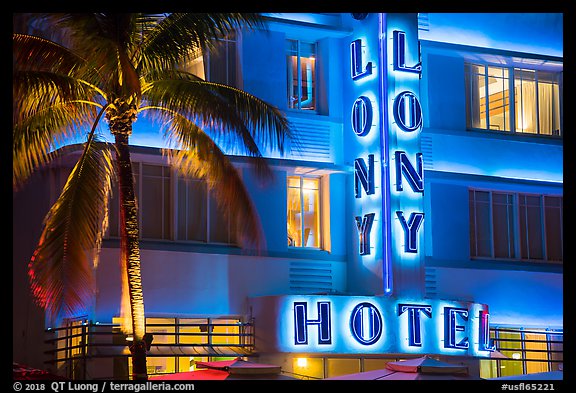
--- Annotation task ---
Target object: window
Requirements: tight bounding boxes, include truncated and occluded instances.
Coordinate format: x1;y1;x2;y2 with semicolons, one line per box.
182;32;239;87
287;40;317;111
515;69;561;135
518;195;563;261
480;327;563;379
469;190;515;258
465;63;561;136
469;190;562;262
177;177;237;244
122;317;245;376
138;164;172;240
466;64;511;131
108;163;236;245
326;358;361;378
55;318;89;379
287;176;321;248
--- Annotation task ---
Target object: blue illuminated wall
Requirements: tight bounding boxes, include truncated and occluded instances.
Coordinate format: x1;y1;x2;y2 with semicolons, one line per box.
417;14;563;330
13;12;564;373
249;294;495;357
419;13;562;57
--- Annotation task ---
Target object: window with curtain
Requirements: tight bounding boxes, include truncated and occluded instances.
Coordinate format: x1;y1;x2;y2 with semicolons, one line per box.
287;176;321;248
286;39;317;111
469;190;515;259
181;32;239;87
107;163;236;245
139;164;172;240
466;64;511;131
465;63;561;136
469;189;562;262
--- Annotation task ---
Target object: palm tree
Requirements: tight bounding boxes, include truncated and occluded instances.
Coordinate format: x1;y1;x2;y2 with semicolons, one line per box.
13;13;291;380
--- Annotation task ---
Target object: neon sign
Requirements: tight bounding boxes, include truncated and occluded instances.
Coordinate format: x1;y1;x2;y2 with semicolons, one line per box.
349;302;383;345
348;15;426;294
354;213;375;255
387;27;425;257
392;30;422;74
354;155;375;197
350;39;373;80
293;301;331;345
393;91;423;132
444;307;469;349
349;37;379;259
351;96;373;136
279;295;495;356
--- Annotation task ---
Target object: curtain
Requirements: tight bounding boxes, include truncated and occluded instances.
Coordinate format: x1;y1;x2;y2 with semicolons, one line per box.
515;76;537;133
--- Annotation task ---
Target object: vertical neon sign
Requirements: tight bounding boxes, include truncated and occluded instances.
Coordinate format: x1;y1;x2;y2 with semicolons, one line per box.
346;14;426;296
347;15;383;283
380;13;426;297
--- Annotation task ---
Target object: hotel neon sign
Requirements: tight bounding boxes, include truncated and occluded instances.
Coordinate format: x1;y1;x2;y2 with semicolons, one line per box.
282;295;496;356
349;15;426;296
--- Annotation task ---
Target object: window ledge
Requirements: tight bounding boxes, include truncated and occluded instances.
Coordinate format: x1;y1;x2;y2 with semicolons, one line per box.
465;128;563;144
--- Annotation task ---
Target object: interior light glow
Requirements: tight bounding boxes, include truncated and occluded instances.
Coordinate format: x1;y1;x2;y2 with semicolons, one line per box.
296;358;308;367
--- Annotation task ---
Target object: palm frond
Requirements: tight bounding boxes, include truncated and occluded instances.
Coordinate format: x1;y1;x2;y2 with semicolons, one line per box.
13;70;102;123
155;110;264;250
13;70;102;188
13;33;105;91
143;74;291;180
193;81;293;155
143;76;260;150
135;13;263;73
28;137;115;326
25;14;142;99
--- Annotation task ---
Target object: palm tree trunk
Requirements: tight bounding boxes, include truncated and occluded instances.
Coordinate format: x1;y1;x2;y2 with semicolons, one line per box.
114;131;148;380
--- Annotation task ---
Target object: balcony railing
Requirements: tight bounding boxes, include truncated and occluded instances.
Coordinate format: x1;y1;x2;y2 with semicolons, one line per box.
44;319;255;379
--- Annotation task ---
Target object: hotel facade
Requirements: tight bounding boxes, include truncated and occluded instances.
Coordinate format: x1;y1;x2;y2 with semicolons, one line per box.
13;13;563;380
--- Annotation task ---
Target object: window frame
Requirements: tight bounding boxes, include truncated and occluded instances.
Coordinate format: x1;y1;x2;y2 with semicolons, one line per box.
106;162;237;246
180;31;240;88
287;174;323;250
479;327;563;378
468;188;562;263
465;62;562;137
286;39;318;112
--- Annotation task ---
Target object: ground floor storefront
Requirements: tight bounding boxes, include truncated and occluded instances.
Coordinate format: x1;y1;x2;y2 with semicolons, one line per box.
45;304;562;380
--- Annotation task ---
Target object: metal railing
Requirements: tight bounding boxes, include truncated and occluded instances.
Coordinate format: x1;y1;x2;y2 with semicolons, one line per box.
44;319;255;380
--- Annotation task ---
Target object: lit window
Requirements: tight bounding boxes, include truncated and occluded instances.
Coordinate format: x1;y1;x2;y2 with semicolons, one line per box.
287;176;321;248
132;317;244;376
515;69;561;135
181;32;238;87
286;40;316;111
480;327;563;378
465;63;561;136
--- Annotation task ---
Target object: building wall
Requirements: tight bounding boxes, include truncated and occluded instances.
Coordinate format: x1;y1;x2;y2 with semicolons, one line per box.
93;161;348;324
12;12;563;378
419;38;563;330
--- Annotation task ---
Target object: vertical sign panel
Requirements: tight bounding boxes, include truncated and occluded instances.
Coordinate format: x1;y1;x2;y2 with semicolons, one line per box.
344;14;384;294
380;13;425;297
